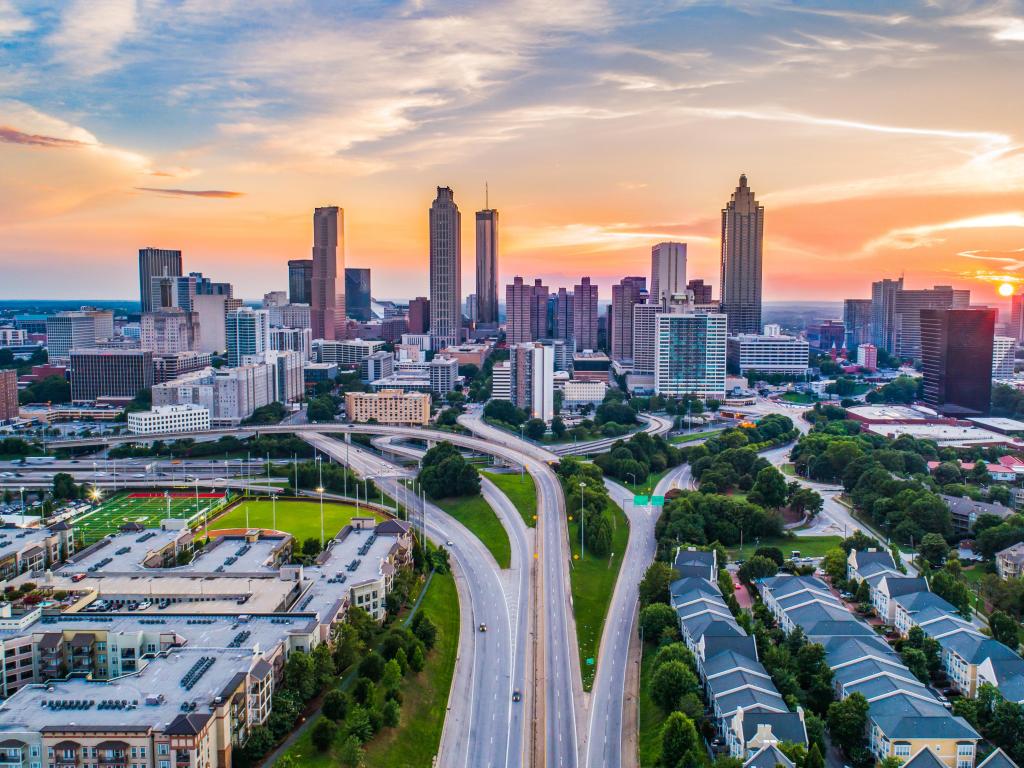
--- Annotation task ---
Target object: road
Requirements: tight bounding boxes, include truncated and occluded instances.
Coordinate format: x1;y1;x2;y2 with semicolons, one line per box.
302;432;530;768
548;413;675;456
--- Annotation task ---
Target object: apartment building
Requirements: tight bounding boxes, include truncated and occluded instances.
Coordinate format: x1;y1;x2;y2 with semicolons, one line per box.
344;390;430;426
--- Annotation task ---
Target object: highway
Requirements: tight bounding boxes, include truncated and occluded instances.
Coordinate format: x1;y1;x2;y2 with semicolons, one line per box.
548;412;675;456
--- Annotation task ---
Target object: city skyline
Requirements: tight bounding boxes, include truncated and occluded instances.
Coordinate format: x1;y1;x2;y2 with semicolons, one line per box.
3;3;1024;302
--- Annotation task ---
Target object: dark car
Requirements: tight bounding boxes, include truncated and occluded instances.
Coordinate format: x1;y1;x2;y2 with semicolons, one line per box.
512;690;521;702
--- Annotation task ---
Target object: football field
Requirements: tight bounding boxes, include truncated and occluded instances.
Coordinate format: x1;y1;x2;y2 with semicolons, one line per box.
75;491;227;544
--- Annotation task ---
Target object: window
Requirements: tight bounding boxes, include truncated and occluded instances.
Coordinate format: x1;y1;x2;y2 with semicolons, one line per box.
894;745;911;757
958;746;974;756
157;744;169;756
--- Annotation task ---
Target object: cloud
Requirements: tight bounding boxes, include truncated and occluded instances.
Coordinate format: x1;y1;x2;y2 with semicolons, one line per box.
946;13;1024;42
509;222;715;253
48;0;138;76
862;212;1024;254
136;187;244;198
0;0;32;37
0;126;88;148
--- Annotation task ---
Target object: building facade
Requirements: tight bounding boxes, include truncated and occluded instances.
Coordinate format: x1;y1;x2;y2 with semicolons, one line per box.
345;390;430;425
651;242;686;304
138;247;182;314
345;268;372;321
573;277;599;352
844;298;873;350
429;187;462;349
858;343;878;370
921;308;996;416
69;349;153;402
554;288;574;348
475;208;499;325
510;343;555;422
45;312;98;360
127;404;211;435
311;206;345;341
288;258;313;305
407;297;429;334
687;279;713;305
720;175;764;335
893;285;971;361
993;336;1016;379
226;308;270;367
140;309;200;354
727;331;810;376
655;313;727;399
610;276;646;362
0;369;17;421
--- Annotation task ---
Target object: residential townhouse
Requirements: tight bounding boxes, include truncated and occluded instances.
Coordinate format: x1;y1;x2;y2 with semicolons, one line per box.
871;576;929;625
995;542;1024;580
847;548;901;585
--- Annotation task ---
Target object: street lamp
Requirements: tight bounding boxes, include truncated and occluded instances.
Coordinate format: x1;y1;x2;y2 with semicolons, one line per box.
579;481;587;559
626;472;636;489
316;485;325;548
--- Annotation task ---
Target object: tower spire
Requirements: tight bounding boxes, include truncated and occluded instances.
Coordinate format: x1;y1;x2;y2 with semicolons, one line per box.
485;181;489;210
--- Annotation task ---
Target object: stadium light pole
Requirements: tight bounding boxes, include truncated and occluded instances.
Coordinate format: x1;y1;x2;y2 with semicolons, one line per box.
579;481;586;560
317;485;325;548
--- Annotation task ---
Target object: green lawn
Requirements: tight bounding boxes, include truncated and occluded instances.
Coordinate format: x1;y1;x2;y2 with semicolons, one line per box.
961;566;991;585
207;499;377;541
638;643;666;767
782;392;817;404
621;467;672;497
725;534;843;561
669;429;724;444
568;499;629;690
780;463;797;476
435;494;512;568
482;470;537;527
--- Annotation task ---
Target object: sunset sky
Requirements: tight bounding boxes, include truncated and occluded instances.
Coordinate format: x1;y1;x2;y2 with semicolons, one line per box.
2;1;1024;304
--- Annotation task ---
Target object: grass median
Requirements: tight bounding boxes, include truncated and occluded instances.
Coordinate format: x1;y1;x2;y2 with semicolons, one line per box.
481;470;537;527
724;533;842;561
638;643;667;766
435;494;512;568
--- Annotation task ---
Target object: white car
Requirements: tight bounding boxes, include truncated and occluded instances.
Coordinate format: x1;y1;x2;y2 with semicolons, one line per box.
137;600;152;610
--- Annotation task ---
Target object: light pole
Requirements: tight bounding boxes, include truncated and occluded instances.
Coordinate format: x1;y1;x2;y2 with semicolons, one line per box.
19;487;25;515
579;481;587;559
316;485;325;548
626;472;636;490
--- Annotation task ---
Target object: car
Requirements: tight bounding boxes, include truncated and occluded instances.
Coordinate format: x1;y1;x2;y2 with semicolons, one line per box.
512;690;521;702
734;583;742;590
137;600;152;610
71;573;87;583
446;540;454;546
478;623;487;632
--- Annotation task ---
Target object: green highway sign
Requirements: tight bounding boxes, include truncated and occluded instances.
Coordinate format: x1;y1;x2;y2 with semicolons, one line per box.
633;495;649;505
651;496;665;506
586;657;595;666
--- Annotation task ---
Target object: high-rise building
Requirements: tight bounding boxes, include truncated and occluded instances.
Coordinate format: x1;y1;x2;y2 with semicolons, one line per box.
190;272;233;297
530;279;549;340
270;327;313;361
506;277;535;345
265;349;305;403
719;175;764;334
408;297;430;334
844;298;873;350
554;288;574;347
465;294;479;324
857;343;878;371
81;308;114;341
311;206;345;340
687;279;713;305
152;351;211;384
993;336;1016;379
920;308;995;416
632;303;665;375
138;248;182;313
429;187;462;348
0;369;17;421
345;268;372;321
610;276;647;362
192;293;227;354
69;349;153;402
140;309;200;354
288;259;313;305
651;243;686;304
510;343;554;422
893;285;971;361
1011;294;1024;343
475;207;499;325
46;312;98;360
226;308;270;367
805;320;846;351
870;277;904;352
151;274;197;312
654;313;727;399
573;277;598;352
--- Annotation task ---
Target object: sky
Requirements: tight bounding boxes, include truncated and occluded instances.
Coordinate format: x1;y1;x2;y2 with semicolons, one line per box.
2;1;1024;304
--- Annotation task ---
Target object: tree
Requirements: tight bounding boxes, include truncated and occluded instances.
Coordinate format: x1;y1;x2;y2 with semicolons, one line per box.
650;660;699;711
738;555;779;584
524;418;547;440
284;650;316;701
902;647;929;681
417;442;480;498
358;652;385;682
323;690;349;722
754;546;785;566
411;612;438;650
346;705;373;743
52;473;79;501
551;417;566;439
381;698;401;727
639;561;678;607
989;611;1021;648
660;712;701;768
931;568;974;618
919;533;949;566
933;461;962;486
822;547;849;584
805;743;825;768
306;396;337;422
338;735;365;768
639;603;678;641
827;692;869;754
854;579;871;605
751;466;788;508
311;717;339;752
381;658;403;692
483;399;527;426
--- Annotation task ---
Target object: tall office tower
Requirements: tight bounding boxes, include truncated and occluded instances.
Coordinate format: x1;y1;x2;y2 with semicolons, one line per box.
844;298;873;350
870;277;904;352
475;207;499;325
190;272;233;297
69;349;153;401
311;206;345;341
408;297;430;334
554;288;575;346
226;307;270;367
138;248;182;313
719;175;764;334
920;308;995;416
573;276;599;352
0;369;17;421
288;259;313;305
993;336;1016;379
345;268;372;321
687;279;713;305
610;276;647;362
429;187;462;348
893;285;971;360
506;277;535;344
465;294;479;324
632;303;665;375
1011;293;1024;342
151;274;197;312
651;242;686;304
192;293;227;354
45;312;98;360
654;313;727;398
140;309;200;354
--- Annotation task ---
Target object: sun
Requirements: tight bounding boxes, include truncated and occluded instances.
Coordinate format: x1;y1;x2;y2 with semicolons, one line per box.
998;282;1015;297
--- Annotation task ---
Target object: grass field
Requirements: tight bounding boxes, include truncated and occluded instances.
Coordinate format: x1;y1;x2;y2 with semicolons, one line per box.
482;470;537;527
782;392;817;404
621;467;672;496
638;643;666;767
76;491;224;544
568;499;629;690
208;499;377;541
725;534;842;561
669;429;724;444
435;494;511;568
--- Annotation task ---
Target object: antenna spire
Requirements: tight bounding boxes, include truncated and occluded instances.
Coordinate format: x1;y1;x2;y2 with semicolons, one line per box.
485;181;489;210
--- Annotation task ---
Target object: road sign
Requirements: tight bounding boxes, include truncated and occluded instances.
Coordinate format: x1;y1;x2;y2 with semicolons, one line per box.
651;495;665;506
586;657;595;666
633;495;649;505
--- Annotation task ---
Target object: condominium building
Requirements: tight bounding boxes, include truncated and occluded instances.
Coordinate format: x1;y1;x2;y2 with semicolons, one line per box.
610;276;646;362
654;313;727;399
368;357;459;394
476;207;499;325
0;369;17;421
727;330;810;376
921;308;995;416
871;277;904;353
153;364;275;425
562;379;606;409
844;298;873;349
127;403;211;435
857;343;878;371
554;288;574;348
69;349;153;402
45;312;99;360
140;308;200;354
720;175;764;335
651;242;686;304
226;308;270;367
313;338;385;366
429;187;462;349
573;277;598;351
138;247;182;313
311;205;345;340
264;350;304;403
993;336;1016;379
491;361;511;400
361;350;394;384
288;258;313;305
152;351;211;384
506;277;548;344
266;303;311;329
345;389;431;425
510;343;555;421
191;293;227;354
270;327;313;361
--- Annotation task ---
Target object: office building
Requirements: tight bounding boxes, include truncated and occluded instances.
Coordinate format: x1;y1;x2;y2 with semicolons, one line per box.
313;338;385;366
857;343;878;371
362;350;394;384
345;268;372;321
0;369;17;421
429;186;462;348
153;364;275;425
368;356;458;394
263;290;288;308
610;276;646;362
266;303;311;329
150;273;197;313
554;288;574;348
265;349;304;403
127;403;210;435
632;302;666;375
572;350;611;383
687;279;713;305
45;312;98;360
844;298;873;349
893;285;971;360
466;294;478;324
69;349;153;402
506;277;548;344
562;380;606;410
871;277;904;352
408;297;430;334
304;362;338;385
654;313;727;398
138;247;182;313
270;327;312;361
805;320;846;351
346;390;430;426
720;175;764;334
81;307;114;341
476;207;499;325
510;343;555;422
0;328;27;347
651;242;686;304
727;330;810;376
573;276;598;351
140;308;200;354
152;351;210;384
226;307;270;367
491;361;511;400
311;205;345;340
921;308;996;416
191;293;226;354
993;336;1016;379
190;271;233;297
288;258;313;305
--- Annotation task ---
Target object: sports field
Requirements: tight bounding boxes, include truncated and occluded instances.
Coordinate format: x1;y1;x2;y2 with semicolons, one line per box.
206;499;379;542
76;491;226;544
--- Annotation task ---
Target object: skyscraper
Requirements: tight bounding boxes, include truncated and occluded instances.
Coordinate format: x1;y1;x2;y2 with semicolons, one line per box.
893;285;970;360
226;307;270;367
0;370;17;421
870;277;904;353
993;336;1016;379
288;259;313;305
654;313;727;399
311;206;345;341
573;277;598;352
429;187;462;349
844;298;873;350
506;277;534;345
920;308;995;416
687;279;713;305
530;279;549;340
719;175;764;334
1011;293;1024;342
138;247;182;313
408;297;430;335
345;268;372;321
611;276;646;362
651;243;686;304
475;207;499;325
554;288;574;347
151;274;197;312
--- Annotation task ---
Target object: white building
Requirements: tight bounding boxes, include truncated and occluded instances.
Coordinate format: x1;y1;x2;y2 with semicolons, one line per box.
727;331;810;376
655;313;727;399
400;333;431;352
510;343;555;421
857;343;878;370
362;350;394;384
267;303;311;329
140;308;200;354
562;379;606;409
127;404;211;435
263;350;304;403
152;364;275;425
993;336;1016;379
492;361;511;400
45;312;98;360
270;327;312;361
650;242;687;304
314;338;385;365
0;328;27;346
192;293;227;354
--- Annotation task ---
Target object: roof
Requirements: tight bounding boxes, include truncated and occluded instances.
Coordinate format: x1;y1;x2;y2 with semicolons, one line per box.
977;749;1020;768
744;744;794;768
942;495;1014;522
997;542;1024;564
880;576;928;598
165;712;212;736
903;747;949;768
870;693;979;740
673;548;716;580
739;709;807;746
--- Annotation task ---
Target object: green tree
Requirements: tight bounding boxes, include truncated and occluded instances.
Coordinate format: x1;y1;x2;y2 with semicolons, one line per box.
411;612;438;650
660;712;701;768
738;555;779;583
551;417;566;439
338;735;365;767
902;647;929;682
284;650;316;701
822;547;849;584
639;603;678;641
358;652;386;682
306;396;337;422
751;466;788;508
805;743;825;768
524;418;547;440
650;660;699;712
323;690;349;722
827;692;869;754
989;611;1021;649
381;658;403;692
52;472;79;501
346;705;373;743
919;533;949;566
381;698;401;727
639;561;678;607
311;717;339;752
754;546;785;566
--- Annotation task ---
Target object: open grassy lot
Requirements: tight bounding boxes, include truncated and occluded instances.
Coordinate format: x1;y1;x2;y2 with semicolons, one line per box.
207;499;376;541
568;499;629;690
669;429;724;444
76;491;224;544
435;494;511;568
482;470;537;527
782;392;817;404
725;534;842;561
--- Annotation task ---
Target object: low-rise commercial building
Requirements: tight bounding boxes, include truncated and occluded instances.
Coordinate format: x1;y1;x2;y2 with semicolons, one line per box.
727;330;810;375
313;339;385;366
345;390;431;425
127;404;211;435
69;349;153;403
561;379;606;409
